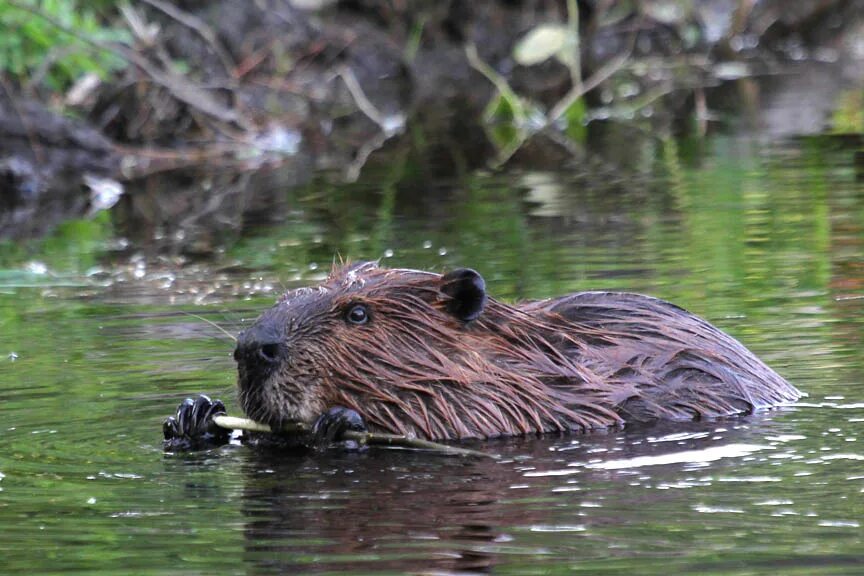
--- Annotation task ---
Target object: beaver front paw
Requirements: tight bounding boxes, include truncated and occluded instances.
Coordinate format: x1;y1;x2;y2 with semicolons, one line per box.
310;406;367;450
163;394;230;451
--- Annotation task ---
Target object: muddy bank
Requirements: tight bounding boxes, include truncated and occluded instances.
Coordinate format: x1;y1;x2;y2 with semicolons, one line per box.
0;96;119;239
2;0;863;245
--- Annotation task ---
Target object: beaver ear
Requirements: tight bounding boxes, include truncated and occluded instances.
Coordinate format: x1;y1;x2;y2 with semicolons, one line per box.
440;268;487;322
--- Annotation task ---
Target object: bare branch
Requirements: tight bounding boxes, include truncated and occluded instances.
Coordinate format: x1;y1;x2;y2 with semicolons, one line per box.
213;414;499;458
138;0;237;78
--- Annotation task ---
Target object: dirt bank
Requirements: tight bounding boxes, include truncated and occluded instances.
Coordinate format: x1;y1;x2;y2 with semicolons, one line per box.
2;0;863;244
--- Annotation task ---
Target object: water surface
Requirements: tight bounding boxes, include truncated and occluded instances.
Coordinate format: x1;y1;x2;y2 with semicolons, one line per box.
1;129;863;574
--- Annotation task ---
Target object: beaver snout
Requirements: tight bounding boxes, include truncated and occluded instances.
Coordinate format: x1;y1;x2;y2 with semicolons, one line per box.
234;322;285;371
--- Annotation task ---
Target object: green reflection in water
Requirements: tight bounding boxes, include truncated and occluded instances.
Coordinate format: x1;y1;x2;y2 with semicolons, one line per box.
0;131;862;575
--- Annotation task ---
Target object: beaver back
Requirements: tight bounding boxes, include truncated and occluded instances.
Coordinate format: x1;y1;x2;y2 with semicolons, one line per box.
532;291;800;424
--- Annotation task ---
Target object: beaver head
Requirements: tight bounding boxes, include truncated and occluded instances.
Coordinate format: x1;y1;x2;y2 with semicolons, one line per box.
233;262;607;440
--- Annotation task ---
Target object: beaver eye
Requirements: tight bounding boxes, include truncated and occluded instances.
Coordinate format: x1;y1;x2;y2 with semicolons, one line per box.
346;304;369;325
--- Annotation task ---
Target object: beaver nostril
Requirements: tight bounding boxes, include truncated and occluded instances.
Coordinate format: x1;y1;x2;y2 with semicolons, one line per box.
258;343;280;363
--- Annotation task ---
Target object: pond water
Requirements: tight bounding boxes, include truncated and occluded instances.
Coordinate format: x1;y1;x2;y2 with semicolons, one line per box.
1;123;863;574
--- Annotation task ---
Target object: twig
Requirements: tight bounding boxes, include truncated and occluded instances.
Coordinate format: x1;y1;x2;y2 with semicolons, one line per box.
337;65;397;133
215;415;276;434
345;130;389;182
465;42;528;126
138;0;237;78
548;38;634;123
134;58;250;130
213;415;498;459
565;0;582;93
335;65;404;179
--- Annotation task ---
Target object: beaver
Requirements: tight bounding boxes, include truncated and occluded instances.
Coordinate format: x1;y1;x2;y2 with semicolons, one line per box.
164;262;801;448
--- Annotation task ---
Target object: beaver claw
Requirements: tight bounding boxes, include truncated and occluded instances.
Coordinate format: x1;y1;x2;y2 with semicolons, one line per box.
163;394;230;451
310;406;367;450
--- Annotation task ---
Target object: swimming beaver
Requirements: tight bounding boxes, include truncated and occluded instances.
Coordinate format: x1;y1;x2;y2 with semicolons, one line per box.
164;262;800;448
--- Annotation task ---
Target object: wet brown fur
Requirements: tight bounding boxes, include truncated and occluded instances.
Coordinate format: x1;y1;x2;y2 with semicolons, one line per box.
236;262;800;441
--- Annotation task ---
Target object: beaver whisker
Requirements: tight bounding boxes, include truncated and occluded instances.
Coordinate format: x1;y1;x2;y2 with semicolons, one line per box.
181;311;238;343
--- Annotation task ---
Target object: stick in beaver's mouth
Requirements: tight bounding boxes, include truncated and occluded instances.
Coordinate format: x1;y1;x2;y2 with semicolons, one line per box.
212;415;498;459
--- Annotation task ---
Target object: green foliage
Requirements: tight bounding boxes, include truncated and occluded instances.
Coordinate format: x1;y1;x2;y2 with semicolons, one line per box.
482;93;529;154
469;0;589;164
0;0;128;91
831;89;864;134
562;95;586;142
0;214;113;276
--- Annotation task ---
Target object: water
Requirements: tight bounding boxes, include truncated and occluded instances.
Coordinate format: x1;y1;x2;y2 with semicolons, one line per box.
1;128;863;574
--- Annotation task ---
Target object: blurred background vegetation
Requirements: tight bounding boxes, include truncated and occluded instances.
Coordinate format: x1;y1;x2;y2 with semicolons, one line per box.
0;0;127;92
1;0;863;259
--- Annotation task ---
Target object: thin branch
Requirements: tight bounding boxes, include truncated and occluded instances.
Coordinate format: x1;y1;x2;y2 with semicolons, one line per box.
345;130;389;182
548;40;634;123
138;0;237;79
213;415;498;459
215;415;274;434
132;57;250;130
337;65;390;131
565;0;582;93
465;42;528;126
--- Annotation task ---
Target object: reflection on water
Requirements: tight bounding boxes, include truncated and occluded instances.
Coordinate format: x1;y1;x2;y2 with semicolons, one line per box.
226;412;861;575
0;125;863;574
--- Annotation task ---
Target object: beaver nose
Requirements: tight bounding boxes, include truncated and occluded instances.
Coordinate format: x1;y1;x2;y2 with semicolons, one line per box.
234;325;284;368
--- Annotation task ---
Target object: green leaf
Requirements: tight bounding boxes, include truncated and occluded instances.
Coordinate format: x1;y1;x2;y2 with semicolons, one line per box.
483;93;516;124
487;120;524;155
563;96;587;143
